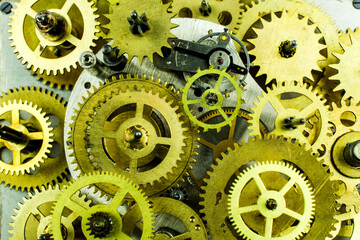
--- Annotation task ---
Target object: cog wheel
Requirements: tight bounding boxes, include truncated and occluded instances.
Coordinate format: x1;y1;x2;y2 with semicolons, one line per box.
123;197;208;240
249;81;331;154
68;74;196;197
189;108;268;188
51;172;154;240
0;99;52;176
247;11;324;85
237;0;338;69
8;0;100;75
165;186;188;202
93;0;111;38
8;185;89;239
199;135;337;240
167;0;244;34
327;205;360;240
324;99;360;212
228;161;315;240
0;87;68;190
328;34;360;103
182;67;243;132
104;0;177;63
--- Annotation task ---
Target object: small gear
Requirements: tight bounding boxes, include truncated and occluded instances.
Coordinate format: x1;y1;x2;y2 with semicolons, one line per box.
228;161;315;239
93;0;111;38
249;81;331;154
324;99;360;212
122;197;208;240
8;185;88;240
104;0;177;63
0;87;68;190
165;186;188;202
328;34;360;103
0;99;52;176
199;135;337;239
247;11;324;85
327;205;360;240
167;0;244;34
237;0;338;69
68;74;196;197
50;172;154;240
182;67;243;132
8;0;100;75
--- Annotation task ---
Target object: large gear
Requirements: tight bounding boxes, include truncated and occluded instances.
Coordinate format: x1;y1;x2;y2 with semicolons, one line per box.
249;81;331;154
228;161;315;240
50;172;154;240
0;99;52;176
199;135;337;240
123;197;208;239
324;99;360;212
247;11;325;85
182;67;243;132
104;0;177;63
8;185;89;239
167;0;244;34
0;87;68;190
68;74;196;197
31;67;81;90
237;0;338;69
8;0;100;75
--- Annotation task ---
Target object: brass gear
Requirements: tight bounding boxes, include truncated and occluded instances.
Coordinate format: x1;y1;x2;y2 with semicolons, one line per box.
8;0;100;75
50;172;154;240
0;87;68;191
104;0;177;63
182;67;243;132
228;161;315;240
8;185;89;239
167;0;244;34
199;135;337;240
327;205;360;240
123;197;208;239
68;74;196;197
237;0;338;69
247;11;324;85
324;99;360;212
94;0;111;39
0;99;52;176
249;81;331;154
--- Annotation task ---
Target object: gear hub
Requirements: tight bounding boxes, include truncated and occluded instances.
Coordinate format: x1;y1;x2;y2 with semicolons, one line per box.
124;125;149;150
87;212;113;238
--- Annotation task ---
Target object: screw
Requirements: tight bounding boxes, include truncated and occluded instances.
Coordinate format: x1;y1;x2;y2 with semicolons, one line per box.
199;0;212;16
353;0;360;9
266;199;278;210
0;2;12;14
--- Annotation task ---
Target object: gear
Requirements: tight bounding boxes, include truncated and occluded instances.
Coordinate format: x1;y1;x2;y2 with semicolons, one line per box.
67;74;196;197
167;0;244;34
87;212;113;238
324;99;360;212
249;81;331;154
8;0;100;75
104;0;177;63
190;108;268;187
328;34;360;103
122;197;208;240
237;0;338;69
50;172;154;240
8;185;88;239
0;87;68;190
165;186;188;202
228;161;315;239
247;11;324;85
94;0;111;38
327;205;360;240
182;67;243;132
199;135;337;239
0;99;52;176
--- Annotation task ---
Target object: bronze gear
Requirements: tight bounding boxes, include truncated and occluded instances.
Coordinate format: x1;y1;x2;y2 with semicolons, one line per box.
0;87;68;191
67;74;196;197
199;135;337;240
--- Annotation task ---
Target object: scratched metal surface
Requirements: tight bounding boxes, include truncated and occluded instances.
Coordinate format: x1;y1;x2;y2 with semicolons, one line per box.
0;0;359;239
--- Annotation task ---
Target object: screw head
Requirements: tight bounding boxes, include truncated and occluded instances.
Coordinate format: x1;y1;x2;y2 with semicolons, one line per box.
0;2;12;14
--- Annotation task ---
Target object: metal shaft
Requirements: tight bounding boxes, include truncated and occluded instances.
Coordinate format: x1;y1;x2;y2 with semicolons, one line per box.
35;10;67;41
344;140;360;167
0;125;27;144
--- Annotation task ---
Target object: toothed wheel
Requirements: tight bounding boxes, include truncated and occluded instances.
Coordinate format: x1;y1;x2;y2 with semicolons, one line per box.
247;11;324;84
67;74;197;197
0;87;68;191
182;67;243;132
249;81;331;154
8;0;100;75
228;161;315;240
327;205;360;240
50;172;154;240
0;99;52;176
199;135;337;239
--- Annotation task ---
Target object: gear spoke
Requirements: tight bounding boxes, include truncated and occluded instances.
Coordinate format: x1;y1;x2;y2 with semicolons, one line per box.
234;204;259;215
266;94;285;113
129;159;138;172
218;108;229;122
34;44;47;57
283;208;303;220
11;109;20;125
61;0;76;14
67;34;81;46
31;207;46;222
214;73;225;90
110;189;128;207
28;132;43;140
135;102;144;119
102;130;117;139
198;138;216;150
186;98;203;105
279;178;296;196
253;174;267;194
265;217;273;238
26;7;38;19
228;117;237;140
299;103;316;118
64;200;87;217
66;211;81;223
12;151;21;166
154;136;174;145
